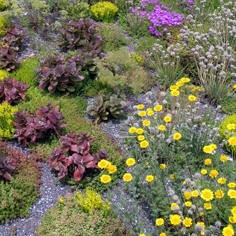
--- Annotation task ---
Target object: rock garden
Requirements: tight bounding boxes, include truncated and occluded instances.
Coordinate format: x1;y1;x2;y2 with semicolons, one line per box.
0;0;235;235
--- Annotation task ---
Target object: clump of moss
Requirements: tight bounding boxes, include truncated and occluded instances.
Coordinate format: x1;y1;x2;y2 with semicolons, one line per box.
11;56;40;86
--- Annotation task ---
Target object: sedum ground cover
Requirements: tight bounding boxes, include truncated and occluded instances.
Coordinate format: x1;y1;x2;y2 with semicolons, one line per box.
0;0;236;235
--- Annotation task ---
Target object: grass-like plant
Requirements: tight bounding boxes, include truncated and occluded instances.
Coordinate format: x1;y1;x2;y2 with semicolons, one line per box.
178;0;235;104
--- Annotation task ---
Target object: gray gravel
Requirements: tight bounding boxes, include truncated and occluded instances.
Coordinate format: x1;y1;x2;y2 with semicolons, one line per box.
0;163;71;236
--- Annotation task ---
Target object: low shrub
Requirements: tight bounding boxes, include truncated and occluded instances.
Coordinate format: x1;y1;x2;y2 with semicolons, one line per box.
96;47;154;95
91;1;119;23
57;1;91;20
220;95;236;115
0;102;18;139
99;23;128;51
0;77;29;105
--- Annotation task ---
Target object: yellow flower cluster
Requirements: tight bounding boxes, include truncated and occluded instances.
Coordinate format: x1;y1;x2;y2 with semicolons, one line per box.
169;77;191;98
90;1;118;22
129;53;144;63
202;143;217;154
98;159;117;184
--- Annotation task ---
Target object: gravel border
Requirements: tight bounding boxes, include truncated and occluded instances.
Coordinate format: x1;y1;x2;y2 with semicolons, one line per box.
0;163;71;236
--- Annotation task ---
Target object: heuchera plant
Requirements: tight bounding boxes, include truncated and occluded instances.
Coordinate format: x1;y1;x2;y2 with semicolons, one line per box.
59;18;103;58
36;54;97;94
0;77;29;105
131;0;184;36
13;103;66;146
0;141;20;181
50;132;108;182
0;26;24;71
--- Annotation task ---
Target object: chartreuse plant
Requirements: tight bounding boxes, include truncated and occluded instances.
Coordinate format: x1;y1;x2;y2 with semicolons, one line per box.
90;1;119;23
0;0;10;11
219;114;236;157
0;102;17;139
11;56;40;86
103;78;236;235
75;188;111;215
0;70;9;81
35;190;130;236
0;141;41;223
0;15;9;37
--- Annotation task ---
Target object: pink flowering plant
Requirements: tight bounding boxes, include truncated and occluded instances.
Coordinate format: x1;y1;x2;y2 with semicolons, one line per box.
130;0;184;36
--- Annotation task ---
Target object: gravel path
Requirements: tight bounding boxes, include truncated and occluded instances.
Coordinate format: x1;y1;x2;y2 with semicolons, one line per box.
0;87;160;236
0;163;71;236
